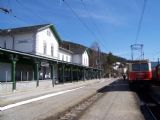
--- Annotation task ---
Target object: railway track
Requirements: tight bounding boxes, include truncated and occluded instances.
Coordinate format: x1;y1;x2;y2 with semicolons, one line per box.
136;87;160;120
44;81;116;120
145;104;159;120
57;92;103;120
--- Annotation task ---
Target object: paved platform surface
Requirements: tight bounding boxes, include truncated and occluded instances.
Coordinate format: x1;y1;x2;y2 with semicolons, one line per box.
0;78;116;120
79;80;145;120
0;79;104;106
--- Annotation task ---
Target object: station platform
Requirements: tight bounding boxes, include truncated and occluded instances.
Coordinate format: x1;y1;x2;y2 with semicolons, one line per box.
0;79;106;106
0;79;146;120
79;80;145;120
0;78;116;120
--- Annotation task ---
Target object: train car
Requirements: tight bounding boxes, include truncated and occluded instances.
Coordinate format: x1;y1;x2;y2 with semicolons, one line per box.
152;64;160;84
127;60;152;83
155;65;160;80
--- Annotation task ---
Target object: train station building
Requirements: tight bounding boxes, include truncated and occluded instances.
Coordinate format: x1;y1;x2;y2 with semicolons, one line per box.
0;24;102;93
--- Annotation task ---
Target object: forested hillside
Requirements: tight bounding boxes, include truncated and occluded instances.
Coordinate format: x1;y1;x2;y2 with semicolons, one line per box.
61;40;127;77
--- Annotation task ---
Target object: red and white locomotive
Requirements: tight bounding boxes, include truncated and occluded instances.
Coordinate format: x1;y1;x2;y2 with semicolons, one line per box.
127;60;152;82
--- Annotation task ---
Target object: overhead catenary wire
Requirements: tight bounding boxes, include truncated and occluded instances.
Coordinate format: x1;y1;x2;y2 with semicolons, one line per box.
81;0;108;50
17;0;108;52
135;0;148;43
63;0;108;52
3;0;106;53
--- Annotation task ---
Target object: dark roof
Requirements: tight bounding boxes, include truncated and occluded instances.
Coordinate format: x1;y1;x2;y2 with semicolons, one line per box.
59;47;73;54
71;47;87;54
62;41;87;54
0;24;62;44
0;24;49;34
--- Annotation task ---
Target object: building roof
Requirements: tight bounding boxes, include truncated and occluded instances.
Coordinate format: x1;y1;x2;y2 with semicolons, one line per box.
0;24;62;44
71;47;87;54
59;47;73;54
61;41;88;54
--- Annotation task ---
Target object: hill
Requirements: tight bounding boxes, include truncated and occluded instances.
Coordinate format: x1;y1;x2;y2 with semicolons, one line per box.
61;40;127;77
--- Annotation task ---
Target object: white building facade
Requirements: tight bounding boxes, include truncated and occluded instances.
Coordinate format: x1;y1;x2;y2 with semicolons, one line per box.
0;24;90;82
0;24;102;93
72;50;89;67
0;25;60;59
0;24;61;82
58;47;72;63
35;28;59;59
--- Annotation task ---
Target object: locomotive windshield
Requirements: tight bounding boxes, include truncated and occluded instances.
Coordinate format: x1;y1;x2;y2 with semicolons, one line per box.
132;63;149;71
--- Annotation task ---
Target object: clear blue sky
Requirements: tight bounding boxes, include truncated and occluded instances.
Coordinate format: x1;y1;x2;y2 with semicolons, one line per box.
0;0;160;61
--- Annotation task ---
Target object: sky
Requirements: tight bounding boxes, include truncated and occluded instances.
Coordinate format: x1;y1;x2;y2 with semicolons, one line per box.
0;0;160;61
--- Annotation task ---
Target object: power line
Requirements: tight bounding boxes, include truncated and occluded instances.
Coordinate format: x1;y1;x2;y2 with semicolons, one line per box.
63;0;108;52
81;1;108;50
135;0;148;43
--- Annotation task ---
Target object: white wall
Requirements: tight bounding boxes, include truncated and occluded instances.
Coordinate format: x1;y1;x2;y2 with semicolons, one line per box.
14;32;34;53
82;50;89;66
0;36;12;49
0;62;11;82
72;54;81;65
0;32;34;53
72;50;89;66
58;49;72;62
35;28;59;59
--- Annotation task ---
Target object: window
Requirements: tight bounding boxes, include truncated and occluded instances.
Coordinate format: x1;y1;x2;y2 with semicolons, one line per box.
47;30;51;36
51;45;54;56
18;40;28;43
140;63;149;71
132;63;149;72
62;55;64;61
132;64;141;71
43;42;47;55
4;40;6;48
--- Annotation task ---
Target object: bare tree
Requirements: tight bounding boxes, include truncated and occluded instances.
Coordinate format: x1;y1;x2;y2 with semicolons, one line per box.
89;42;101;68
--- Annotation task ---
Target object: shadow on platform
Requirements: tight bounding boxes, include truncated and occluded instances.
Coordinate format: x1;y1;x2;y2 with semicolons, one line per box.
97;79;131;93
